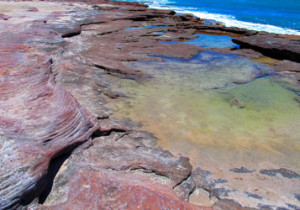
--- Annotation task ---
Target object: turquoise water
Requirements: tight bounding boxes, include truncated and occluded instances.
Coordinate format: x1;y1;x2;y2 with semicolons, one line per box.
159;34;239;48
115;0;300;35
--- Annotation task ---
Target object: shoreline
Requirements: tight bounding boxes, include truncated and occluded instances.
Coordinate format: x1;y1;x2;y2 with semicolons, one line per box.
114;0;300;35
116;0;300;81
150;6;300;36
0;0;299;209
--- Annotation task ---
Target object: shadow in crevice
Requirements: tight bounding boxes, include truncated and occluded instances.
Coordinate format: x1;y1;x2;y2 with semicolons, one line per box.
91;128;127;139
19;151;72;207
38;153;71;204
19;128;126;207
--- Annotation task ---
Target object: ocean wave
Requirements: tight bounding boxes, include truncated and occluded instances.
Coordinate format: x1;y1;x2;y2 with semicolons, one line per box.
149;5;300;35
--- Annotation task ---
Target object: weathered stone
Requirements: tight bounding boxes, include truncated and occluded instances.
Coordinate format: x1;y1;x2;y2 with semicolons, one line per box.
273;60;300;73
213;199;254;210
35;121;204;209
1;0;299;209
230;167;255;174
259;168;300;179
0;1;206;209
0;2;110;208
233;35;300;62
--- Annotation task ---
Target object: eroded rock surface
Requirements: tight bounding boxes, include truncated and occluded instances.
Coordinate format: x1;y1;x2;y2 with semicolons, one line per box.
34;120;202;209
232;34;300;62
0;2;101;208
0;0;299;209
0;1;211;209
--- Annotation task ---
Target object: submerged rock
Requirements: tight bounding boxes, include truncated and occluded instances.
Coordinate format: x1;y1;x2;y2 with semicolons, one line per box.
0;0;299;209
230;98;245;109
260;168;300;179
230;167;255;173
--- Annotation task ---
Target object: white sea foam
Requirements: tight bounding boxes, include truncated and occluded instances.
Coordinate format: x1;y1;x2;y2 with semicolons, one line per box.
148;4;300;35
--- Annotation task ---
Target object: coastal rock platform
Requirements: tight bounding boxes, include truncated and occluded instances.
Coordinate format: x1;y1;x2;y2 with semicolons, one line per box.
0;0;299;209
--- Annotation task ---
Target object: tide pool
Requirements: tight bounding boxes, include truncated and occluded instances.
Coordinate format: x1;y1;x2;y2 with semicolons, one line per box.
108;51;300;170
159;34;239;48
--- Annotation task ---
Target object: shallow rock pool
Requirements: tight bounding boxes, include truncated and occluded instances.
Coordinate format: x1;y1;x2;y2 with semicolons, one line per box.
107;50;300;207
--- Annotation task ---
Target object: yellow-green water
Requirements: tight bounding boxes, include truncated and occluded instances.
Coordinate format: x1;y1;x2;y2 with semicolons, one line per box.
108;51;300;170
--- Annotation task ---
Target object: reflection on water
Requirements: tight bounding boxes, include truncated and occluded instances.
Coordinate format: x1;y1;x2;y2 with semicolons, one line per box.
159;34;239;48
108;51;300;171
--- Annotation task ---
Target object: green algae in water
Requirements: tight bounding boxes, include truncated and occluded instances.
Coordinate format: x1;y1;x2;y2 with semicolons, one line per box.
109;51;300;168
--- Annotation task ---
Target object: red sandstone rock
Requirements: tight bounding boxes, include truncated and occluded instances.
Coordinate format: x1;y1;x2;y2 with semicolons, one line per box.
1;0;299;209
0;5;99;208
232;34;300;62
34;125;206;209
274;60;300;73
41;170;202;209
0;2;203;209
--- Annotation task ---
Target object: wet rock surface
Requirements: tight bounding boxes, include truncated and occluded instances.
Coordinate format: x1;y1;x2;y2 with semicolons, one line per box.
232;34;300;62
0;0;299;209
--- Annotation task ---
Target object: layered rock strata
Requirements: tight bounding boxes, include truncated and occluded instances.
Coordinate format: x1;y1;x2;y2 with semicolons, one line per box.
0;0;299;209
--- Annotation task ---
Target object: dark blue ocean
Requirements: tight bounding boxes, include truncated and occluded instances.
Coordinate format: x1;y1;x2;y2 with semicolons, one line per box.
116;0;300;35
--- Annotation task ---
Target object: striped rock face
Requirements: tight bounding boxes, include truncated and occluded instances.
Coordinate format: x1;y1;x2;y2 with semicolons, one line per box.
2;1;297;209
0;2;100;209
0;2;208;209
